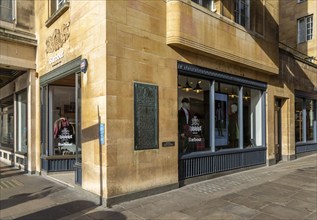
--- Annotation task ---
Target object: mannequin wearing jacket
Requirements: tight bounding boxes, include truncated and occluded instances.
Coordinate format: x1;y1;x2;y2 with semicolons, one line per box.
178;98;192;153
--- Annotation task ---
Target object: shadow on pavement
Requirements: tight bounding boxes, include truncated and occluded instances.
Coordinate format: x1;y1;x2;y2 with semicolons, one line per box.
14;200;126;220
0;165;14;170
83;210;127;220
0;186;64;210
0;170;27;179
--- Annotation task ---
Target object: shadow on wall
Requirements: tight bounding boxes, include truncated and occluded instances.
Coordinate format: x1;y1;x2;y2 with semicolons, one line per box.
14;200;126;220
269;50;317;92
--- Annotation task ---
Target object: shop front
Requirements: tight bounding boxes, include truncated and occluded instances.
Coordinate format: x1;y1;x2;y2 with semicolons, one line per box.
177;62;267;180
0;71;37;172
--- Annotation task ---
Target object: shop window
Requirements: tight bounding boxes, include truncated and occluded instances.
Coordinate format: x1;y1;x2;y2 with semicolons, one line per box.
295;97;304;142
0;0;15;23
298;15;313;43
17;91;28;153
49;86;76;156
178;76;210;154
306;99;315;141
215;82;240;150
243;88;262;147
0;98;14;148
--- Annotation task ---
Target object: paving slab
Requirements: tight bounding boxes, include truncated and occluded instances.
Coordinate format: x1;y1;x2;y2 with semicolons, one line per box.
250;212;282;220
260;204;311;219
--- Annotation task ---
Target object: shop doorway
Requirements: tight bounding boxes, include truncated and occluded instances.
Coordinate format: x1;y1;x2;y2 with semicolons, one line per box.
274;98;282;163
41;72;82;186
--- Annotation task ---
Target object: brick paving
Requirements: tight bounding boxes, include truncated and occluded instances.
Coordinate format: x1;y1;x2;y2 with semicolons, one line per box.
0;153;316;220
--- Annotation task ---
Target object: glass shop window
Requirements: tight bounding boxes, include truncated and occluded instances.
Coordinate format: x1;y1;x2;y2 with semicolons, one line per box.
17;91;28;153
49;86;76;156
295;97;303;142
306;99;315;141
178;75;210;154
215;82;240;150
243;87;262;147
0;98;14;148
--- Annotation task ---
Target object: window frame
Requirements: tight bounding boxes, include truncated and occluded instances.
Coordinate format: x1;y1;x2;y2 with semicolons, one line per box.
46;0;69;28
295;94;317;145
298;15;314;44
0;0;16;23
234;0;250;29
16;89;28;154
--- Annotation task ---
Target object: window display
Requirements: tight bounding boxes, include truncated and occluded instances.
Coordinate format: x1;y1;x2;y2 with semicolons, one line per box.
178;76;210;153
178;73;266;155
215;83;240;150
49;86;76;156
243;87;262;147
17;91;28;153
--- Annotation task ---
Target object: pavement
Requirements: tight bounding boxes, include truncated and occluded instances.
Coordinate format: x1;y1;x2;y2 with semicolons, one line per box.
0;153;316;220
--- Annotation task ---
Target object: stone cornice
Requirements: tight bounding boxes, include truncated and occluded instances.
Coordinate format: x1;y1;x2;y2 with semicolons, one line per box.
0;28;37;46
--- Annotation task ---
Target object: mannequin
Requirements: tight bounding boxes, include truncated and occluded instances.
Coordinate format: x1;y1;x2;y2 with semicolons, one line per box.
216;102;224;136
228;103;239;147
178;98;192;153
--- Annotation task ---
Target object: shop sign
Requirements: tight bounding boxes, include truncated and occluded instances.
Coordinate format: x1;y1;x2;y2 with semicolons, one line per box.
58;127;73;147
99;123;105;145
48;51;64;64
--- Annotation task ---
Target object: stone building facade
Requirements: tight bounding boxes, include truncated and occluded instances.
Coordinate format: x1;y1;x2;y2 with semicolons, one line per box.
0;0;316;206
0;0;38;172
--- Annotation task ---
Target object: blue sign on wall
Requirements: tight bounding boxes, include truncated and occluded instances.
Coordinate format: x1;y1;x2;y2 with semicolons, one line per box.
99;123;105;145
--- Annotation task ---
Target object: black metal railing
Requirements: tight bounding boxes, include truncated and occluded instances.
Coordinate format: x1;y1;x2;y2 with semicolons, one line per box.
179;147;266;180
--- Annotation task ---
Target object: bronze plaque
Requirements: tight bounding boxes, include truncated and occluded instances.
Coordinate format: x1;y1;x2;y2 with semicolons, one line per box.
134;83;158;150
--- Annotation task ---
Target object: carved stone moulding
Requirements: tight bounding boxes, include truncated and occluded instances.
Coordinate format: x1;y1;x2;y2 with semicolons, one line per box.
46;22;70;54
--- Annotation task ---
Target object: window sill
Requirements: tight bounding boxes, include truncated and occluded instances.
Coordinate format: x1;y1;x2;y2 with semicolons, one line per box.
45;2;70;28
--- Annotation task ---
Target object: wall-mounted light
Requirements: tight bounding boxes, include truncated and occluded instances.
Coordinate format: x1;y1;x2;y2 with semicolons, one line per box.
80;58;88;73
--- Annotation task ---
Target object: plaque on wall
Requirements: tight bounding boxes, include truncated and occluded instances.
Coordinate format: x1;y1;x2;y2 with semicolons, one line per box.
134;82;158;150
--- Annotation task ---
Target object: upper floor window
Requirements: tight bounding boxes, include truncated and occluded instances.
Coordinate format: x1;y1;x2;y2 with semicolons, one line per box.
298;15;313;43
51;0;66;15
0;0;15;23
192;0;216;12
234;0;250;28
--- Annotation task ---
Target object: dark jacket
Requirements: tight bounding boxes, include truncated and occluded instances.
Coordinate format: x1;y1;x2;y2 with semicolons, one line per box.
178;108;192;135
